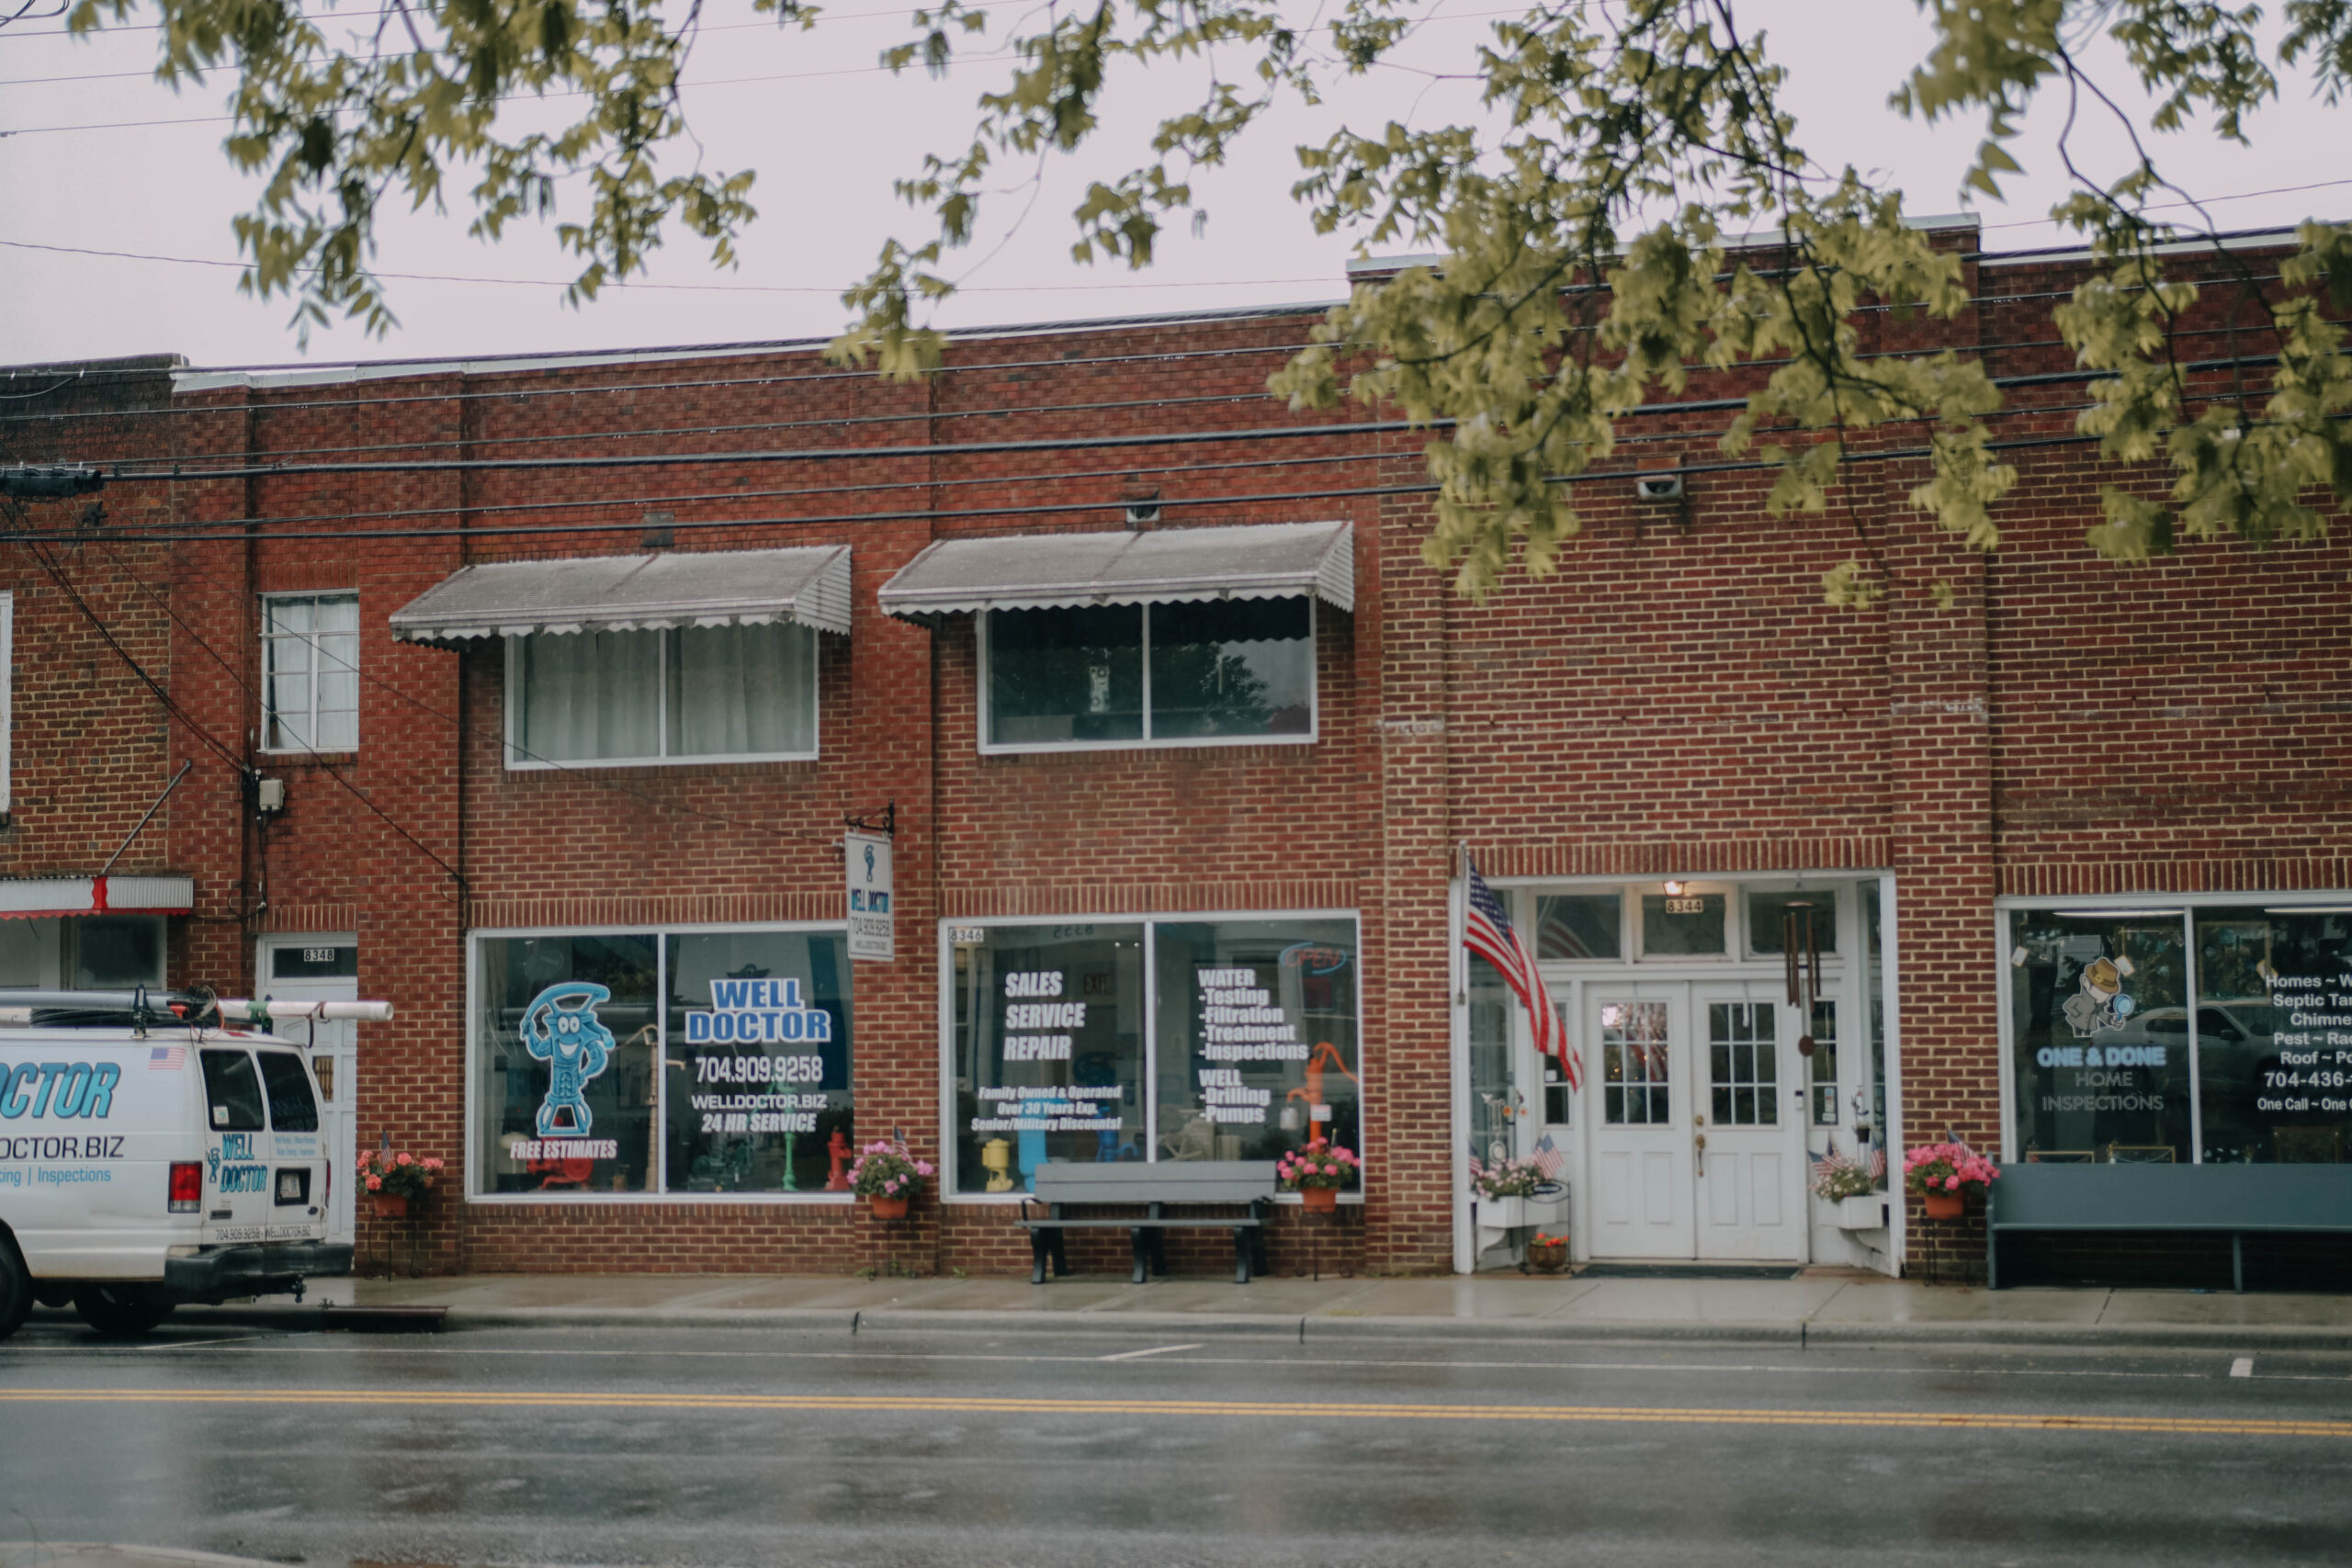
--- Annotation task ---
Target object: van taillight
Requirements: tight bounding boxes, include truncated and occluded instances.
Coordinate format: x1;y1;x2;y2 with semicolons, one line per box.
168;1161;202;1213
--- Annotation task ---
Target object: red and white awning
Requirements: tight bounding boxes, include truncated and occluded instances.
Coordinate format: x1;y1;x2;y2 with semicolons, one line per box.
0;875;196;920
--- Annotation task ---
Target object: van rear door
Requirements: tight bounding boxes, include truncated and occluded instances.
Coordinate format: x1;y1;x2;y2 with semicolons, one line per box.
254;1050;325;1239
196;1047;270;1243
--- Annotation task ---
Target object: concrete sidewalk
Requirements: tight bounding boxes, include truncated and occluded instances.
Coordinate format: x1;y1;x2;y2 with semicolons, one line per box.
117;1267;2352;1350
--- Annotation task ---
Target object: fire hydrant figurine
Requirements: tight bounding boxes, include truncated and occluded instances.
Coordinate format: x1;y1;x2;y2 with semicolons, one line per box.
981;1137;1015;1193
825;1128;854;1190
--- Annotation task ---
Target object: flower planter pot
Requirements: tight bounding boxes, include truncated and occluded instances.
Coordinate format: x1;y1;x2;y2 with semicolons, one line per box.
1525;1243;1570;1274
867;1195;910;1221
1921;1190;1964;1221
1476;1194;1527;1229
370;1193;411;1219
1298;1185;1340;1213
1835;1194;1891;1231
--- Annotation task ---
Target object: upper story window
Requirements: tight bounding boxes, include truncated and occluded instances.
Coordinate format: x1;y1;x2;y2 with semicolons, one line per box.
388;546;854;771
507;621;819;768
261;592;358;752
876;521;1353;755
980;597;1315;751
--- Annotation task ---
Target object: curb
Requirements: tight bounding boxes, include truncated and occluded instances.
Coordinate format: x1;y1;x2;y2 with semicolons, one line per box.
148;1301;2352;1351
0;1546;323;1568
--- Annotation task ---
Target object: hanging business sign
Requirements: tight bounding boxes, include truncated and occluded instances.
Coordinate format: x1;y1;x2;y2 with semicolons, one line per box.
844;831;894;962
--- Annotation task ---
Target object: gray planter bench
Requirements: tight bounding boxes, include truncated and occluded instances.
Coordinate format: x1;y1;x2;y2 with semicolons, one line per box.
1021;1161;1277;1284
1986;1163;2352;1291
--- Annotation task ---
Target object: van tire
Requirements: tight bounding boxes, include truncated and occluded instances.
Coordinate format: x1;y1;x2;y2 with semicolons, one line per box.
72;1282;174;1337
0;1239;30;1341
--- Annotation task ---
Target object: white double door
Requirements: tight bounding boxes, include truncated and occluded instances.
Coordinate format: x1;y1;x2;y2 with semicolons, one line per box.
1584;982;1808;1261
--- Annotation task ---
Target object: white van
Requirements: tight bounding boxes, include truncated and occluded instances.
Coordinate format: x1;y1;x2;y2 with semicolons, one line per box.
0;989;389;1338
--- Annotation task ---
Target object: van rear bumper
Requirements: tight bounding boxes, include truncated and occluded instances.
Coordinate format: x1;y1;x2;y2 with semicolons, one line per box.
164;1241;355;1302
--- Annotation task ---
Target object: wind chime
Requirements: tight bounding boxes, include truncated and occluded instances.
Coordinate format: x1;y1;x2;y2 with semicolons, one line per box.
1785;901;1823;1057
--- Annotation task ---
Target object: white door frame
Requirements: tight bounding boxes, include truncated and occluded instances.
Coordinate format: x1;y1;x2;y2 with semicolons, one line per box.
255;932;359;1247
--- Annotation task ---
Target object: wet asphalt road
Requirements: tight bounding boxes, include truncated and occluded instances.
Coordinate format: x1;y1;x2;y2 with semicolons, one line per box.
3;1312;2351;1567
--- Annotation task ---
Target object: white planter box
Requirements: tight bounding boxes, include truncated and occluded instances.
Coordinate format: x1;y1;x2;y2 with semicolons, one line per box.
1523;1190;1571;1226
1835;1193;1892;1231
1476;1194;1528;1229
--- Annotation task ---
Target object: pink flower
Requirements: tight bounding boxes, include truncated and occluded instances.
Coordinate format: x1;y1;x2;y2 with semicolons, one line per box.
394;1153;413;1167
914;1160;934;1177
364;1175;382;1191
423;1156;445;1171
1944;1175;1961;1191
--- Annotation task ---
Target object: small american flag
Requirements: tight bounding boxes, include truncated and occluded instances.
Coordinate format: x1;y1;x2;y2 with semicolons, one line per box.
147;1044;186;1071
1532;1133;1566;1179
1464;857;1581;1089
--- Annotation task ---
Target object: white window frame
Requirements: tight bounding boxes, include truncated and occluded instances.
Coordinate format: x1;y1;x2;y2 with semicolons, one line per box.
975;597;1319;755
259;591;360;755
465;920;854;1204
1993;889;2352;1167
936;908;1363;1202
502;625;822;772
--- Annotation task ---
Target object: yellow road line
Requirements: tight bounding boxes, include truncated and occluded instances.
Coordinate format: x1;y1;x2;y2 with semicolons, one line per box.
1;1387;2344;1438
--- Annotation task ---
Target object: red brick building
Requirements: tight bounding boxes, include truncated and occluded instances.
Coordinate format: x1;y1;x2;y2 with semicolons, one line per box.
3;219;2346;1287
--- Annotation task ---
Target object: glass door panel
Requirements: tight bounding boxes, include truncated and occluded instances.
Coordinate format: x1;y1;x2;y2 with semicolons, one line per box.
1585;991;1693;1259
1693;985;1807;1260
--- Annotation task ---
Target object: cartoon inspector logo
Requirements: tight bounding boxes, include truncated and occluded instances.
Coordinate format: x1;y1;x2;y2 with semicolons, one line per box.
2061;954;2136;1039
522;981;616;1138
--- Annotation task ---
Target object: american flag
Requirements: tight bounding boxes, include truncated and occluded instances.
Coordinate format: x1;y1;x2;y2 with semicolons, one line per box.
1532;1132;1566;1179
147;1043;186;1071
1464;857;1581;1089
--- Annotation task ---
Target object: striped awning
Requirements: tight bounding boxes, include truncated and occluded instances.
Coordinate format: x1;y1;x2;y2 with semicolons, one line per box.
877;521;1353;620
0;875;195;920
390;546;854;643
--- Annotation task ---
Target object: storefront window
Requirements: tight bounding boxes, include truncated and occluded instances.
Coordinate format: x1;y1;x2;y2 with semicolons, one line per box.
1466;953;1514;1161
1748;890;1838;955
1535;894;1622;960
1809;999;1839;1125
1156;919;1360;1165
665;931;854;1193
73;916;163;987
1641;891;1725;956
2190;906;2352;1165
950;923;1146;1193
2007;910;2195;1163
472;925;854;1198
946;914;1362;1194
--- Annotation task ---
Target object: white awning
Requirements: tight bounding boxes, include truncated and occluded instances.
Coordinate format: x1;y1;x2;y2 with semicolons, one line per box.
876;521;1353;620
0;875;195;920
390;546;854;643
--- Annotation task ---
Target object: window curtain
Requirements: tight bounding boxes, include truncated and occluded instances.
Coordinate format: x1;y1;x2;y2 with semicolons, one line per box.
518;630;662;761
669;621;816;757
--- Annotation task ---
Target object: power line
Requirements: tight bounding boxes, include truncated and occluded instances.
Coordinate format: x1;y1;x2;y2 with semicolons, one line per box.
0;422;2268;548
76;344;2294;489
0;307;2279;472
0;380;2153;546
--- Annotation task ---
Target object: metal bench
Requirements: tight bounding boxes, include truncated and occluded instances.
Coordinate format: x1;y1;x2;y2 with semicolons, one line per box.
1021;1161;1277;1285
1986;1163;2352;1292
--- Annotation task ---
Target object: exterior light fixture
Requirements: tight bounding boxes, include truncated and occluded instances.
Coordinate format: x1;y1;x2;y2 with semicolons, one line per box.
1662;880;1686;897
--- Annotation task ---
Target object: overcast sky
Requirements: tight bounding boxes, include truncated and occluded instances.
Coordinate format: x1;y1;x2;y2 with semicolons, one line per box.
0;0;2341;372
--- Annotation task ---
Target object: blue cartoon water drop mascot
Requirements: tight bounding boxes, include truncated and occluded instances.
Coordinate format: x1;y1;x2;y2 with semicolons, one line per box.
523;982;616;1139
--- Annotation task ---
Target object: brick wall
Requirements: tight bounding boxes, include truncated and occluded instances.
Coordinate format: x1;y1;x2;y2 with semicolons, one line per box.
2;235;2344;1288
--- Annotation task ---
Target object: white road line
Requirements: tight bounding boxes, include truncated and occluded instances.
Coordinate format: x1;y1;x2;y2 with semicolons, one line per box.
2231;1357;2255;1378
1099;1342;1206;1360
